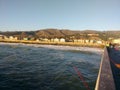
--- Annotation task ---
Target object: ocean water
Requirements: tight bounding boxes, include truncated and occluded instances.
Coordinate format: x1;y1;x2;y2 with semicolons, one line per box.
0;44;101;90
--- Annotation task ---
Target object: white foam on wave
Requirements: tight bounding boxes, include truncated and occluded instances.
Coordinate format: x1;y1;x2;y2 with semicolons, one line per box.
0;42;103;55
39;45;103;55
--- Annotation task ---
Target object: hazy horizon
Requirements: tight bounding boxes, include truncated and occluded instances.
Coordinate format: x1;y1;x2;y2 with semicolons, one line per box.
0;28;120;32
0;0;120;31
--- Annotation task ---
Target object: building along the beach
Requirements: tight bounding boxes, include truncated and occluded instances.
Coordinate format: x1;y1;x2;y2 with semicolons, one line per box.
51;38;59;42
50;38;65;42
9;36;18;41
112;38;120;44
1;36;18;41
36;39;40;42
96;40;103;44
23;38;29;41
59;38;65;42
73;39;84;43
40;38;49;42
73;37;103;45
0;35;4;40
4;36;9;40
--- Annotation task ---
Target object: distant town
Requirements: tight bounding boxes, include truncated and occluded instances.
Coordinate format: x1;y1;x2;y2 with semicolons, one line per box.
0;29;120;48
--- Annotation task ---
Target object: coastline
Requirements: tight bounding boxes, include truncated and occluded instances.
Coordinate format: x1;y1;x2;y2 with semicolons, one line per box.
0;40;105;48
0;41;103;55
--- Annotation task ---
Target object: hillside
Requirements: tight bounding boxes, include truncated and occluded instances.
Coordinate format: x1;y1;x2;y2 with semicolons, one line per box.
0;29;120;40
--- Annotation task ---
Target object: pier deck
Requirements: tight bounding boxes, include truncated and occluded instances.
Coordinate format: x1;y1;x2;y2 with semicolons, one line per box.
95;47;120;90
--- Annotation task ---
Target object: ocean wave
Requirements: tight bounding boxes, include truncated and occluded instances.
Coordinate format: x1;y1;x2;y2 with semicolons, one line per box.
0;42;103;55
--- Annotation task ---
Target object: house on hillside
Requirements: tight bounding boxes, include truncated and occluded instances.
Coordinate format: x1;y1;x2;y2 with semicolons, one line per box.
87;34;99;37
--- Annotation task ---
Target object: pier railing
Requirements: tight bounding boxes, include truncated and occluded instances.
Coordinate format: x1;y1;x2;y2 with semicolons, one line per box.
95;47;115;90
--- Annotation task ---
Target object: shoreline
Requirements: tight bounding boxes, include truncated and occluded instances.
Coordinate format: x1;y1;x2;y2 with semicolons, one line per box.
0;41;103;55
0;40;105;48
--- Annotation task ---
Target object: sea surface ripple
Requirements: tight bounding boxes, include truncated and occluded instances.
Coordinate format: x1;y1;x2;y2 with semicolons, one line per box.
0;44;101;90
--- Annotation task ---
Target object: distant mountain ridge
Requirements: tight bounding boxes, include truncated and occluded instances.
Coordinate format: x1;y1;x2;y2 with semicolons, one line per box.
0;29;120;40
36;29;100;36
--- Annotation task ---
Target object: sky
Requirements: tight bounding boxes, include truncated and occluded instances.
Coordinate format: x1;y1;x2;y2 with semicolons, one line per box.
0;0;120;31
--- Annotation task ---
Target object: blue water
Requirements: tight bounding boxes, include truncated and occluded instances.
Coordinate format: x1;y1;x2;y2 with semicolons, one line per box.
0;44;101;90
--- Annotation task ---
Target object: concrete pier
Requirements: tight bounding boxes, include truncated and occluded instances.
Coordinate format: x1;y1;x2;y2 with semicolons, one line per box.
108;47;120;90
95;47;116;90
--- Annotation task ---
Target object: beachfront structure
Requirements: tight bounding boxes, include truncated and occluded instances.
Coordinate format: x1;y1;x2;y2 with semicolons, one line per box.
50;39;54;42
2;36;18;41
14;37;18;40
36;39;40;42
4;36;11;40
43;38;49;41
50;38;65;42
23;38;29;41
90;37;103;44
59;38;65;42
53;38;59;42
73;38;103;44
96;40;103;44
40;38;49;42
85;40;89;43
51;38;59;42
29;37;35;41
74;39;84;43
4;36;9;40
9;36;18;40
0;35;4;40
89;40;94;43
112;38;120;44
